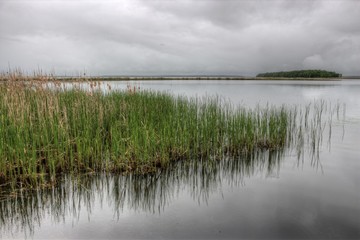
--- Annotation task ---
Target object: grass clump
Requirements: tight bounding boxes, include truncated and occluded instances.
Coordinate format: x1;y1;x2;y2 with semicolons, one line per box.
0;79;309;190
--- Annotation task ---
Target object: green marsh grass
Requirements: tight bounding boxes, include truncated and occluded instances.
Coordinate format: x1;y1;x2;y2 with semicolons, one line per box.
0;78;341;191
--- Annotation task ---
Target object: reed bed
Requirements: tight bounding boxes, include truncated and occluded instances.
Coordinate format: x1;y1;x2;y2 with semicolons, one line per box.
0;76;337;191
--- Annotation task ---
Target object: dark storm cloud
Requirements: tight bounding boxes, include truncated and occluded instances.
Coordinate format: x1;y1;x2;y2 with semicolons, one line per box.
0;0;359;76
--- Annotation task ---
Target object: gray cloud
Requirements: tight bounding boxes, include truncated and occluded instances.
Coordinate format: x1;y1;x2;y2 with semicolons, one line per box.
0;0;359;76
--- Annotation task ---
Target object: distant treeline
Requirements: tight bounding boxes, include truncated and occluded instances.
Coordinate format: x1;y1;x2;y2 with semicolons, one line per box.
257;70;342;78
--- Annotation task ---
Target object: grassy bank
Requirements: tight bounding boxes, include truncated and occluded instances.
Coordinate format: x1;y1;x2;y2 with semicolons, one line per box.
0;76;339;192
0;80;296;190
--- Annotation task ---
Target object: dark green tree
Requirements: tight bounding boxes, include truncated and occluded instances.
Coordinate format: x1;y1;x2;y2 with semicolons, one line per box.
257;70;341;78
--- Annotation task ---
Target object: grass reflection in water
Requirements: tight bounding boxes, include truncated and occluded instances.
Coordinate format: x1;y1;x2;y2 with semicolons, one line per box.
0;149;286;237
0;78;346;237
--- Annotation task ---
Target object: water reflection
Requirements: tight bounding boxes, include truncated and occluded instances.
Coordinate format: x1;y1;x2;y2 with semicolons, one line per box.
1;80;355;238
0;100;346;238
1;149;286;237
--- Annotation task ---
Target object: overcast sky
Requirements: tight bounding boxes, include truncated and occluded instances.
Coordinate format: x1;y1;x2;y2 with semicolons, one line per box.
0;0;359;76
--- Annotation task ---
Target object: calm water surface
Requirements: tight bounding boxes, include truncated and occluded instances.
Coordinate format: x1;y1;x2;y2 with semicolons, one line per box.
1;80;360;239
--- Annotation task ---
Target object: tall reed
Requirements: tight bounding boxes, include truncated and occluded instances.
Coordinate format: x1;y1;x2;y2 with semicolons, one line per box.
0;78;339;191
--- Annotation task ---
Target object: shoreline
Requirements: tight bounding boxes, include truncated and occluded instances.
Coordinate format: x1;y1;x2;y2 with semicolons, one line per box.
52;76;344;81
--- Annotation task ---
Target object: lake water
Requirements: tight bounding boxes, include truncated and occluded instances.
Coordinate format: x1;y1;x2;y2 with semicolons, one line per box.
1;80;360;239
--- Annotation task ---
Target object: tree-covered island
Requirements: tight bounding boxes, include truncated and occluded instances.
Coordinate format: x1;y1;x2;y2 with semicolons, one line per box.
257;70;342;78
